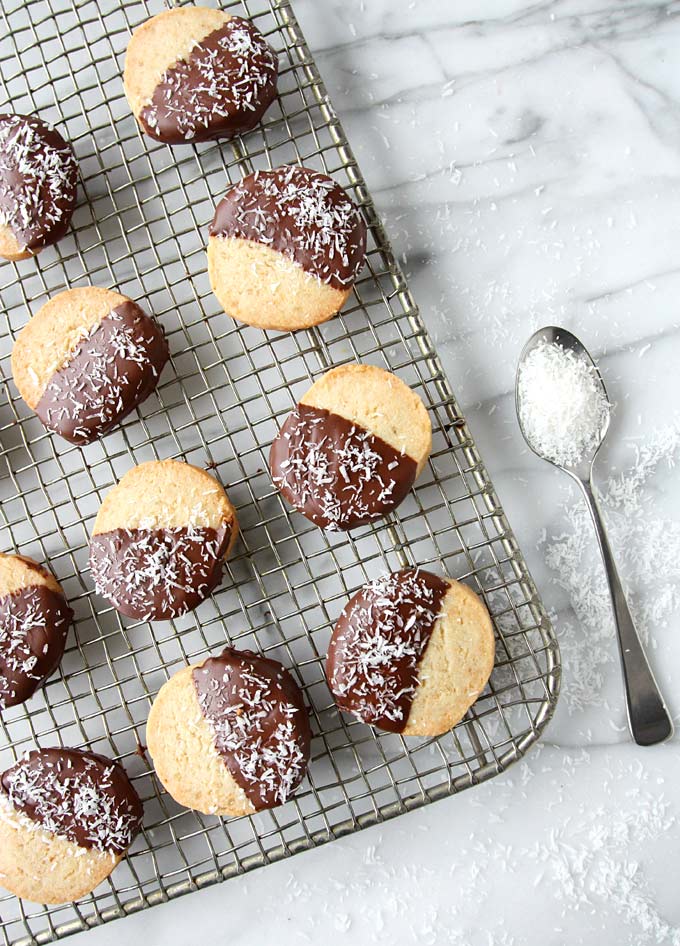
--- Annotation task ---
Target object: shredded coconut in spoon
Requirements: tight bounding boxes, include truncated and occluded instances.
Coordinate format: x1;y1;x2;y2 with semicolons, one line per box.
518;337;610;468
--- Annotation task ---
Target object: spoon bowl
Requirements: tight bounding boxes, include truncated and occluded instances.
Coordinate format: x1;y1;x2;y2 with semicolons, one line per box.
516;325;612;483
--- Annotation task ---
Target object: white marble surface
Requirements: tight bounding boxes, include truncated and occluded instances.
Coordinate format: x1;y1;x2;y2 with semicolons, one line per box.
77;2;680;943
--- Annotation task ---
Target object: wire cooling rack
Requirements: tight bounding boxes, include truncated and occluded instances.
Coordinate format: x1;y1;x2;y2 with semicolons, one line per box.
0;0;560;942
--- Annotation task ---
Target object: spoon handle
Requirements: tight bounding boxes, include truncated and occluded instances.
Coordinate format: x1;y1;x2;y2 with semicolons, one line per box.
576;476;673;746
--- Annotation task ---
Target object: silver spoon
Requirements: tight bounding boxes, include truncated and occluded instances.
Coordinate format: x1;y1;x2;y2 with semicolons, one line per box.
516;326;673;746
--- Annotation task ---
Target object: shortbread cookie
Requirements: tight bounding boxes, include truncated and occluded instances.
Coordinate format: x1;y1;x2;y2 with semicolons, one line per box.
0;114;78;261
147;647;311;816
124;8;278;144
270;364;431;530
0;554;72;710
0;747;143;904
89;459;238;621
208;165;367;331
327;568;495;736
12;287;169;445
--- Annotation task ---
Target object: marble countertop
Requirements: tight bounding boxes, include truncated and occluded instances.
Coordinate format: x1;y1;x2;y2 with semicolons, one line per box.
77;1;680;943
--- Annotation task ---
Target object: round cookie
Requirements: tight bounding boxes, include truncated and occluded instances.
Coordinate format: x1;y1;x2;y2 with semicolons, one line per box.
0;114;78;261
147;647;311;816
208;165;367;331
124;8;278;145
0;554;73;710
327;568;495;736
89;459;238;621
270;364;431;530
0;747;143;904
11;287;169;445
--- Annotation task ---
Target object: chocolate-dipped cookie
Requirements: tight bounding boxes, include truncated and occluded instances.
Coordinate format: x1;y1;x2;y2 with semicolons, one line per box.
327;568;495;736
124;8;278;145
0;747;143;903
208;165;367;331
0;554;72;710
147;647;311;816
89;459;238;621
12;287;169;445
0;114;78;261
270;364;431;530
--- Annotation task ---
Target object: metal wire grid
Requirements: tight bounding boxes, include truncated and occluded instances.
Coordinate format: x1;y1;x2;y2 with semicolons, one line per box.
0;0;560;942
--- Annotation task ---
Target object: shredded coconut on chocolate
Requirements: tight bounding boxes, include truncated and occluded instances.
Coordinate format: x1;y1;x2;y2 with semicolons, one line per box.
193;648;311;810
35;301;169;445
0;584;72;709
1;748;142;855
270;403;416;530
210;165;367;289
327;568;449;732
0;113;77;251
90;522;231;621
140;17;278;144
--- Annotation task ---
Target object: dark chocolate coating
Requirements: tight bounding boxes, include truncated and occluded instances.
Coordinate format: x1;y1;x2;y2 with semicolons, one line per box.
0;584;72;710
0;113;77;253
1;747;143;854
89;524;231;621
326;568;449;732
269;403;417;531
139;17;278;144
210;165;366;290
35;301;169;445
193;647;310;810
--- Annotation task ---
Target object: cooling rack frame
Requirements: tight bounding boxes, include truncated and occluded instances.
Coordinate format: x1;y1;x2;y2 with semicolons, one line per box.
0;1;560;942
